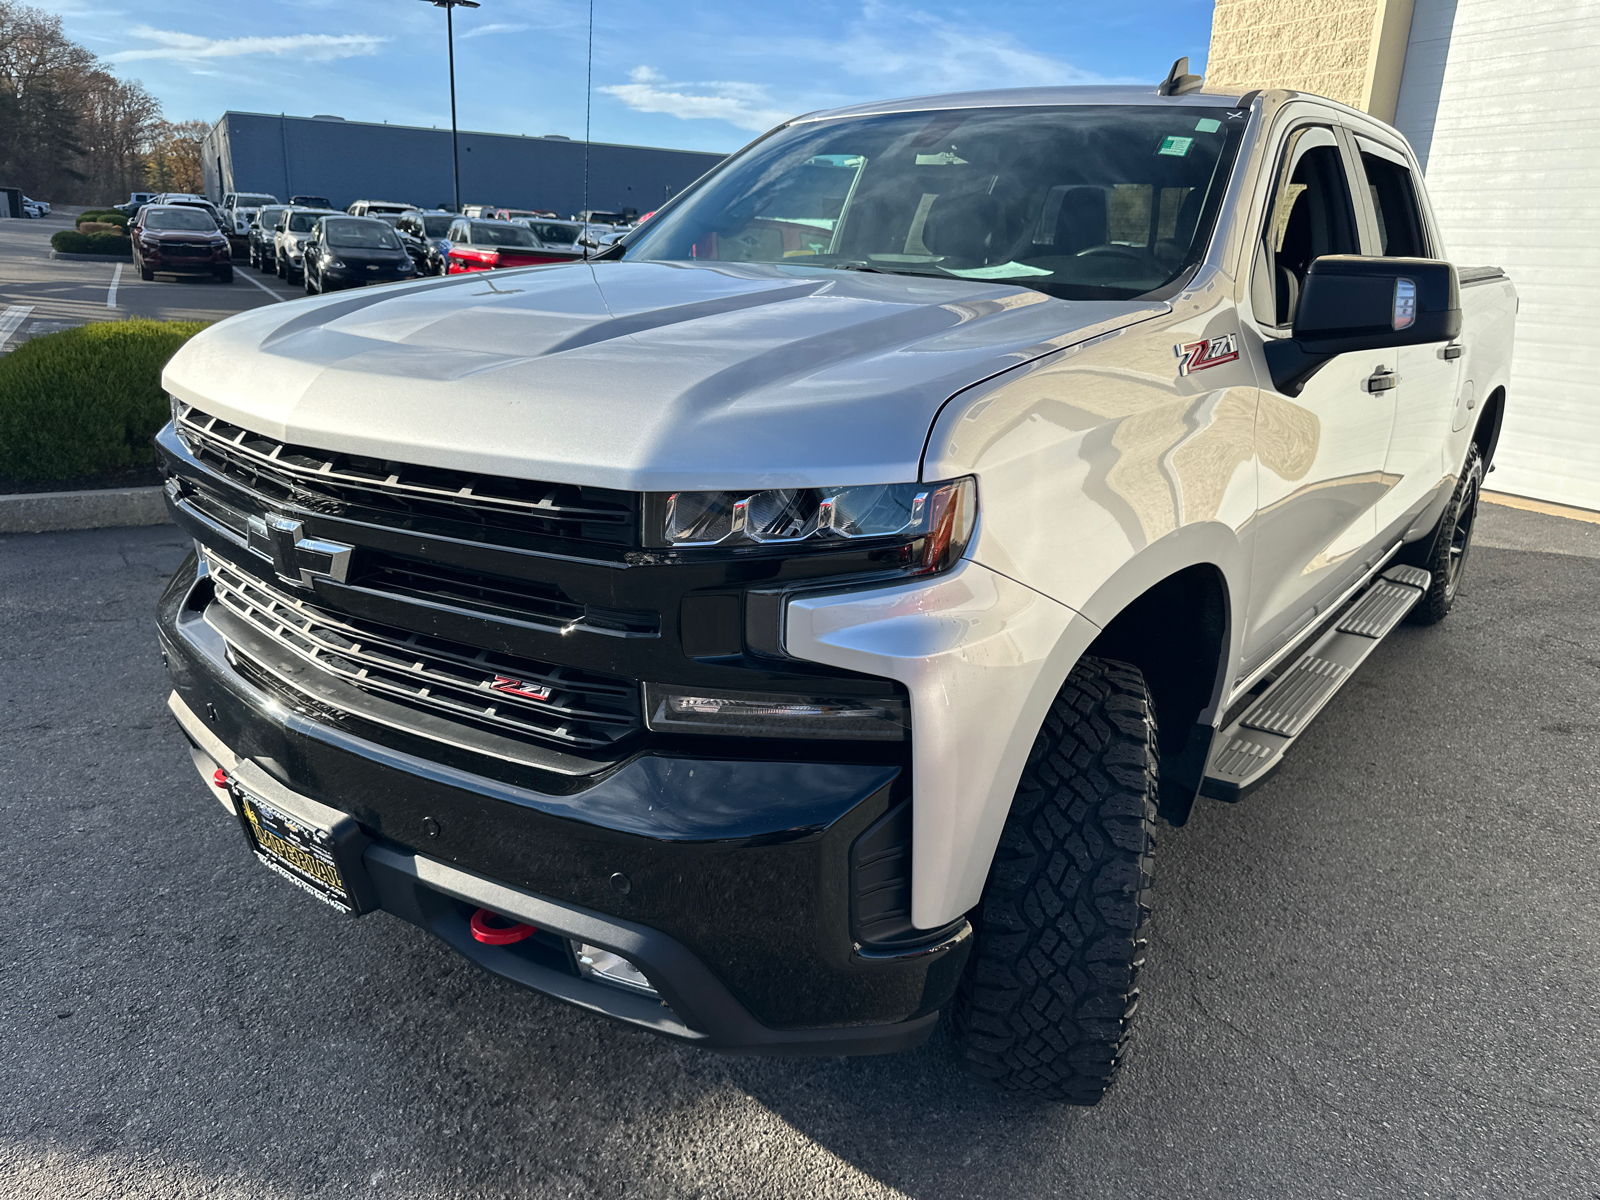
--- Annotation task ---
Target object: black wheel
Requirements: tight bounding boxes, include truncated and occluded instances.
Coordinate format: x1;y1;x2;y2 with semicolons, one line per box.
304;267;317;294
217;266;234;284
952;656;1158;1105
139;264;154;282
1403;444;1484;625
275;254;286;279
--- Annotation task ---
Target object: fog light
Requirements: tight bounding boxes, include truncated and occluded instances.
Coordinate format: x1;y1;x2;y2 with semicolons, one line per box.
572;943;658;996
644;683;908;740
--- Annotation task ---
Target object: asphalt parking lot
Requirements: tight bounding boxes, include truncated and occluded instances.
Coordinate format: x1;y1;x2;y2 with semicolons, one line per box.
0;210;298;352
2;503;1597;1199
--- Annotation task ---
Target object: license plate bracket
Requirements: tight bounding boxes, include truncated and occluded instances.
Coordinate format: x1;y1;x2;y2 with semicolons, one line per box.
229;769;376;915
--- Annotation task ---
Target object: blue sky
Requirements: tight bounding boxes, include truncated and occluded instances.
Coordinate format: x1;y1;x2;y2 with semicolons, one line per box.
39;0;1217;153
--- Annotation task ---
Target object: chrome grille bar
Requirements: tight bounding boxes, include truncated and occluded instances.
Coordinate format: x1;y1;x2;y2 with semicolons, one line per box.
206;557;640;749
175;403;637;542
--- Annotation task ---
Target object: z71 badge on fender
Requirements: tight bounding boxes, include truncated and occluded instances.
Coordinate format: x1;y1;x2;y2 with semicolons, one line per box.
1176;333;1241;375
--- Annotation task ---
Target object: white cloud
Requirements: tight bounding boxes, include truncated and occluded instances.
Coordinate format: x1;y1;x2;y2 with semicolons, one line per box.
601;4;1130;133
107;26;389;64
600;66;790;133
459;22;533;39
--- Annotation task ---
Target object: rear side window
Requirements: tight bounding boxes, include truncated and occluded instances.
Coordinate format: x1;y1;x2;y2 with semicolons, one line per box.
1359;150;1428;258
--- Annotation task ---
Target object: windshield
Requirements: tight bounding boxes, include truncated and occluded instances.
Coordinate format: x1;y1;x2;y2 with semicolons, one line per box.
287;212;325;233
324;218;403;249
145;208;219;231
422;215;454;237
469;222;539;247
237;194;275;207
256;207;287;227
623;104;1247;299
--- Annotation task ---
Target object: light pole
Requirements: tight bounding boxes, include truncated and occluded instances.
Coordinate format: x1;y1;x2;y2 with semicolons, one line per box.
419;0;479;213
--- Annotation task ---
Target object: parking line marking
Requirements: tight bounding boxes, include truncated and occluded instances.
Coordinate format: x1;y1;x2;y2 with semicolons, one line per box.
238;270;288;303
0;304;34;351
107;263;122;308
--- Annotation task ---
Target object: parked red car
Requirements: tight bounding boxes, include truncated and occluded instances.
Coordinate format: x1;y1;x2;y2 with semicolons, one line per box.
444;219;582;272
133;205;233;283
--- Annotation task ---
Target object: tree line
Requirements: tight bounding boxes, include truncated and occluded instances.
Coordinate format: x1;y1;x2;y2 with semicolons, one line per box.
0;1;206;204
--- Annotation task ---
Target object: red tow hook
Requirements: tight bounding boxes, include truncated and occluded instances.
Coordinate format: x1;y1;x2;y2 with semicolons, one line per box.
470;907;537;945
212;768;230;789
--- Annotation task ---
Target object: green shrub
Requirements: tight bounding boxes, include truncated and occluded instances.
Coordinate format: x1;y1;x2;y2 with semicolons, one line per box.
50;229;130;255
76;210;126;228
0;320;208;482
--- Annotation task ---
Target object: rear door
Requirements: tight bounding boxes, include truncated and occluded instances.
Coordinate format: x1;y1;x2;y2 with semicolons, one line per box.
1349;134;1462;537
1242;122;1400;673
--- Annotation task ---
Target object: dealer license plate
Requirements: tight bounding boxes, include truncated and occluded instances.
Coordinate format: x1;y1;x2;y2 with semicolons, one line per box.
237;790;355;913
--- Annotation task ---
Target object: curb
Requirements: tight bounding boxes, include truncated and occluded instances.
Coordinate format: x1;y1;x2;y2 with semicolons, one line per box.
49;249;131;262
0;486;171;534
1481;490;1600;526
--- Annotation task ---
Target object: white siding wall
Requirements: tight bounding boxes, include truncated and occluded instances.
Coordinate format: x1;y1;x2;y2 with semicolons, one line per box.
1394;0;1600;510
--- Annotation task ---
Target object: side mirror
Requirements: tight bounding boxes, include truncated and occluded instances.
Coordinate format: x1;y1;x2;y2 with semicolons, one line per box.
1265;256;1460;396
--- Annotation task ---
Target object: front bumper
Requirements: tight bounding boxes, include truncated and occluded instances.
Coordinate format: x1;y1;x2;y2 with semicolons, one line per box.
157;551;970;1053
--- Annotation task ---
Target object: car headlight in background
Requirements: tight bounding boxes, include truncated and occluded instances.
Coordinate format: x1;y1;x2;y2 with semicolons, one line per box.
643;684;908;740
656;476;976;573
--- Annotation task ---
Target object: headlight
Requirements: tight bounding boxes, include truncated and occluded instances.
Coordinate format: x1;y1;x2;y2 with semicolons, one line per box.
655;476;976;573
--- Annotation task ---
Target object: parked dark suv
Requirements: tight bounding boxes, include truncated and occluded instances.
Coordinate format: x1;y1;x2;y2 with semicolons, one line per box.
248;206;292;272
132;205;233;282
394;209;457;276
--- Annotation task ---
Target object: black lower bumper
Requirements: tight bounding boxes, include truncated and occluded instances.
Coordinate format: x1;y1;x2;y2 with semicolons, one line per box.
158;551;969;1054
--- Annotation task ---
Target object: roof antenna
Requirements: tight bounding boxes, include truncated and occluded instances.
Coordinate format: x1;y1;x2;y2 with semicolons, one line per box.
1158;56;1204;96
582;0;595;259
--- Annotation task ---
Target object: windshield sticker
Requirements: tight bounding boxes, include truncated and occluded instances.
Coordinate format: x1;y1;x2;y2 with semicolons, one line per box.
1158;136;1194;157
1194;118;1222;133
943;262;1054;279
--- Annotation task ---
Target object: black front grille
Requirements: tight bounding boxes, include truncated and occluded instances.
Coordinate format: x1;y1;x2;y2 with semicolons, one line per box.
175;404;639;546
207;557;641;750
352;551;657;637
163;243;212;258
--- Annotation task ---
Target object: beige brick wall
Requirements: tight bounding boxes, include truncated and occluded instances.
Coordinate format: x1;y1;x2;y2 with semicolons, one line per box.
1204;0;1416;120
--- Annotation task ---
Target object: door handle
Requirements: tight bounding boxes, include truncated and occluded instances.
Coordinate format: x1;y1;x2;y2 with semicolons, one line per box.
1440;343;1464;360
1365;367;1399;393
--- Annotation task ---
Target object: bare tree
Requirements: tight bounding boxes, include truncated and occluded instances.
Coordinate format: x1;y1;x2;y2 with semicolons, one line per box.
0;0;169;203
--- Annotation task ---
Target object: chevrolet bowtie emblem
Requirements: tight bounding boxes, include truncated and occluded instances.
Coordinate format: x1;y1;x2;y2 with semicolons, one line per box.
247;514;353;588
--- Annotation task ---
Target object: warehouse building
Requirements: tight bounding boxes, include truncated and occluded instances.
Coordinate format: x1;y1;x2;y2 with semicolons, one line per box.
200;111;726;222
1206;0;1600;511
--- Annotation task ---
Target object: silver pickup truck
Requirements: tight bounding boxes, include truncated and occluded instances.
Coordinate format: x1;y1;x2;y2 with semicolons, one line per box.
154;83;1516;1105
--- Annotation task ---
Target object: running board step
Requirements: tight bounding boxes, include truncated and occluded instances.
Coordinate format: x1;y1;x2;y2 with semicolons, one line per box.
1202;564;1432;802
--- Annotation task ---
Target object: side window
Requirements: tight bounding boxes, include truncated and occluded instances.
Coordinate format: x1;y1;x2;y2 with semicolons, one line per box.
1358;146;1428;258
1252;126;1361;327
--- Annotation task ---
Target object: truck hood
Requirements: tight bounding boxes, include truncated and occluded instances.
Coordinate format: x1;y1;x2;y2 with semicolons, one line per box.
163;259;1166;492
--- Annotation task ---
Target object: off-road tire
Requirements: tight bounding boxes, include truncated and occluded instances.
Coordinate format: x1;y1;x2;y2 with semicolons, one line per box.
1403;444;1483;625
951;655;1158;1105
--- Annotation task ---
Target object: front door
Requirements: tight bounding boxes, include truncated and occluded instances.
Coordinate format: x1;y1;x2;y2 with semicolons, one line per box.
1242;124;1399;675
